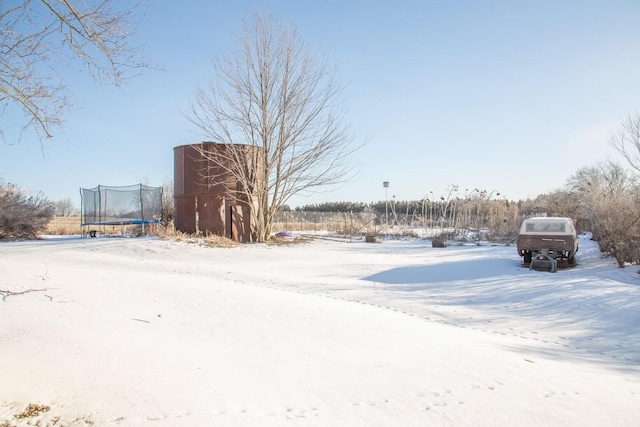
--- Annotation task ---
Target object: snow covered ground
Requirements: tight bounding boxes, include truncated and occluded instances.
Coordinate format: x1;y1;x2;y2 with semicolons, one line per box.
0;233;638;426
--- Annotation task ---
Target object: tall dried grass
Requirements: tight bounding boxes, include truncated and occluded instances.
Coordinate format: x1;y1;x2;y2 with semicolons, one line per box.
272;211;378;237
44;217;238;248
156;223;238;248
45;216;82;235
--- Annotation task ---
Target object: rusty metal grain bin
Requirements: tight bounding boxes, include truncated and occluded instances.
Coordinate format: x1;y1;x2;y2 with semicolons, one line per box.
174;143;258;242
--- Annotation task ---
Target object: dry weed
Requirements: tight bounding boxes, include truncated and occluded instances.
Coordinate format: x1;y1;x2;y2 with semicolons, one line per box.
15;403;50;419
157;226;238;248
45;216;81;235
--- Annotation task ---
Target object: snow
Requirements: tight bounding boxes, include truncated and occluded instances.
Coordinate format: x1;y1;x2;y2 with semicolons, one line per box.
1;233;639;426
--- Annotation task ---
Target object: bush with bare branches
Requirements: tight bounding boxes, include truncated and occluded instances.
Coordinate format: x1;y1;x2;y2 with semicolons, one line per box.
0;181;54;240
568;162;640;267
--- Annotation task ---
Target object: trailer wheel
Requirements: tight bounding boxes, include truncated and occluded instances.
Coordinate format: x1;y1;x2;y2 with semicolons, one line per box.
524;251;532;264
568;255;576;265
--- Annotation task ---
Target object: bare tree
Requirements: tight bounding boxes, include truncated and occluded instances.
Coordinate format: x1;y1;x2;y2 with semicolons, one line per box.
611;113;640;175
1;0;149;142
187;11;358;242
161;180;173;226
530;191;582;224
568;162;640;267
54;197;74;216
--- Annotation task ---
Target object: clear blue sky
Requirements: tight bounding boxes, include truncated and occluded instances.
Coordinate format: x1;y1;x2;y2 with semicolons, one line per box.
1;0;639;209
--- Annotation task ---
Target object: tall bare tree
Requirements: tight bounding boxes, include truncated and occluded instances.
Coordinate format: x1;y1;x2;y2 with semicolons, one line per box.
1;0;149;142
187;11;358;242
611;112;640;175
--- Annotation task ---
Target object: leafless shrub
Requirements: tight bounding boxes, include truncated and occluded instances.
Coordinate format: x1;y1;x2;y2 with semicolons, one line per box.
0;181;54;240
568;162;640;267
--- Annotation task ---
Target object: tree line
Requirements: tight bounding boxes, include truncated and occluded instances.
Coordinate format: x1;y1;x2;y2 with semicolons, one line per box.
2;153;640;267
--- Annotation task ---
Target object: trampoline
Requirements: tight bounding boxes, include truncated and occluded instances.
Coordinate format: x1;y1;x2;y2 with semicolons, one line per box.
80;184;162;237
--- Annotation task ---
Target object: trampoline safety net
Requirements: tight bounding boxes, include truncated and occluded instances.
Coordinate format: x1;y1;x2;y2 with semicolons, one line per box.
80;184;162;226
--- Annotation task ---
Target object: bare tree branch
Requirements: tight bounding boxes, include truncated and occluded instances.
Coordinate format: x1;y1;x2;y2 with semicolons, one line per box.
0;0;150;143
0;288;48;302
611;112;640;175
